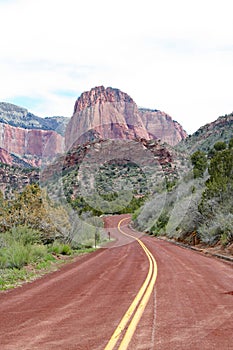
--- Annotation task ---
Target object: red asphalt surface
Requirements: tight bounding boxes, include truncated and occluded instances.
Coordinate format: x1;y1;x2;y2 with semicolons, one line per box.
0;214;232;349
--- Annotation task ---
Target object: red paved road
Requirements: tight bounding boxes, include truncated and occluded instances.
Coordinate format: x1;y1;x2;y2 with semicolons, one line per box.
0;214;232;349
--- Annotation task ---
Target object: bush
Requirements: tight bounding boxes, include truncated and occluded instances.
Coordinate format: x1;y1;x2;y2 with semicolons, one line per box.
60;244;72;255
9;226;42;245
48;242;63;255
0;242;30;269
198;212;233;245
30;245;48;262
48;241;72;255
214;141;226;151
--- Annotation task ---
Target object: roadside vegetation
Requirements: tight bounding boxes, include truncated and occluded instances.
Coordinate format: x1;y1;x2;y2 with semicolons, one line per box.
133;138;233;249
0;184;105;290
0;224;96;290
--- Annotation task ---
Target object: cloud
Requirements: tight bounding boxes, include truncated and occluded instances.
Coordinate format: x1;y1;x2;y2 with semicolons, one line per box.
0;0;232;133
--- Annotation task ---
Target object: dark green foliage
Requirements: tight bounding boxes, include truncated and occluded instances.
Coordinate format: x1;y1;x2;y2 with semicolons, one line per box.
205;148;233;201
70;194;147;215
213;141;226;151
198;146;233;244
71;196;103;216
118;196;147;214
166;179;177;192
191;151;207;178
229;138;233;149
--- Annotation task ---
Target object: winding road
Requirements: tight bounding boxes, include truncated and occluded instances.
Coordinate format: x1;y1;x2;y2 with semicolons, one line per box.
0;214;232;349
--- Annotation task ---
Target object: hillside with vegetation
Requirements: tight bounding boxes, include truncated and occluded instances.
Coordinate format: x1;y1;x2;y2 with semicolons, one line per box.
42;137;186;217
133;137;233;252
177;112;233;154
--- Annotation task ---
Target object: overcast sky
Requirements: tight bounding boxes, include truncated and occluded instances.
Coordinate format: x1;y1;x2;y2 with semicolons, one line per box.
0;0;232;134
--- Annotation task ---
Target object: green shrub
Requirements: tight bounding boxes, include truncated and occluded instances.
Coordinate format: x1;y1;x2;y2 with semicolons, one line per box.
0;242;30;269
220;233;228;246
44;253;56;262
0;253;8;269
60;244;72;255
9;226;42;245
214;141;226;151
48;241;63;254
29;244;47;262
48;241;72;255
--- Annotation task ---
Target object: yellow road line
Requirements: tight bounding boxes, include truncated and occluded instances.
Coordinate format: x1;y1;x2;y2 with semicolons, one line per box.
104;218;158;350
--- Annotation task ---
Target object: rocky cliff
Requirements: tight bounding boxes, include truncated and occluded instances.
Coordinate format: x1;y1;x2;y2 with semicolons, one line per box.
65;86;187;150
65;86;150;150
0;123;64;167
0;148;31;168
0;148;13;165
0;102;67;167
139;108;188;146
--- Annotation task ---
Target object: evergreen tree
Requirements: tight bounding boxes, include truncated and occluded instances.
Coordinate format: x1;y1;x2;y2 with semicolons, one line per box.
191;151;207;178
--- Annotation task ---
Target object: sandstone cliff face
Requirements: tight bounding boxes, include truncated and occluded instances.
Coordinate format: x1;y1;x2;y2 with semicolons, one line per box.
0;148;13;165
139;109;188;146
65;86;151;150
65;86;187;150
0;102;67;167
0;123;64;167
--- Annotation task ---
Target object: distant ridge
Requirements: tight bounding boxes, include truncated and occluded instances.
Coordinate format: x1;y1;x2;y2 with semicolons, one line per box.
0;102;68;135
177;112;233;154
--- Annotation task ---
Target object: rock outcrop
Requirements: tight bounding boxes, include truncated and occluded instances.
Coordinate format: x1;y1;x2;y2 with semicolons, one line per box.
65;86;150;150
139;108;188;146
65;86;187;150
0;102;67;167
0;88;188;169
0;148;14;166
0;123;64;167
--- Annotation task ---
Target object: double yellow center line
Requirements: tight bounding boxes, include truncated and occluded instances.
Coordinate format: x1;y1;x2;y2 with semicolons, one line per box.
104;218;158;350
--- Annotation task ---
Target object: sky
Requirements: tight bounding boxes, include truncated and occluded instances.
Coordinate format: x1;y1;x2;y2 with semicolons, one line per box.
0;0;232;134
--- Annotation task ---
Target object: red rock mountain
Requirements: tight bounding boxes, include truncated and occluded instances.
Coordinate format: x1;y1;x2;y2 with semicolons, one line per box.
0;148;13;165
0;123;64;167
0;103;66;167
0;88;187;168
139;108;188;145
65;86;187;150
65;86;150;150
